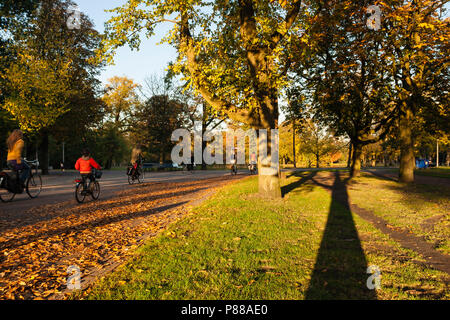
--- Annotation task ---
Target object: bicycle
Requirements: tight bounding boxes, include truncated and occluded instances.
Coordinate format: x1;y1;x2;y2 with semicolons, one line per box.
181;161;194;173
230;160;237;175
0;159;42;203
127;163;144;185
248;163;257;175
75;169;102;203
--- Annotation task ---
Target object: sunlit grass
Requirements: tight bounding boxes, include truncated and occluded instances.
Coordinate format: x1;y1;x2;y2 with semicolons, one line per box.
83;173;449;300
349;172;450;254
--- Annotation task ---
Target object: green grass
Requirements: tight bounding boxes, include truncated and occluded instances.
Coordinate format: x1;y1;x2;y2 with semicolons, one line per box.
367;167;450;179
414;167;450;179
348;172;450;255
83;173;449;300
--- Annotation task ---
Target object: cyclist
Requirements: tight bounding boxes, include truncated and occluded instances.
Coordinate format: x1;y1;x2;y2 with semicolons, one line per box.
75;149;101;190
230;148;237;174
6;129;30;186
248;151;257;173
130;145;143;177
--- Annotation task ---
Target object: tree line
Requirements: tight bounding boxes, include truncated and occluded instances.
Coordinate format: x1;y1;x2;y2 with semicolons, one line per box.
0;0;221;171
1;0;449;198
100;0;449;197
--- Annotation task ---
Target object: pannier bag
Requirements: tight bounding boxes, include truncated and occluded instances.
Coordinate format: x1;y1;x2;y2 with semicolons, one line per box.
1;173;22;194
0;172;8;189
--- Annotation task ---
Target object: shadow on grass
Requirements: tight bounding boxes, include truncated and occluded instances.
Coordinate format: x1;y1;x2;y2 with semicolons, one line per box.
360;171;450;206
281;171;317;198
305;172;377;300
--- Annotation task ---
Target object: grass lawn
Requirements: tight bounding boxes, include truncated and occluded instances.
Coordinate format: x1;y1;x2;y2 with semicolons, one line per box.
414;167;450;179
348;172;450;255
82;173;449;300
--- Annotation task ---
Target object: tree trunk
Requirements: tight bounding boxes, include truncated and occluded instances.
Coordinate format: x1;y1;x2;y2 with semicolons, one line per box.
258;172;281;198
350;143;363;178
436;139;439;168
347;142;352;168
105;158;112;170
40;131;49;175
399;108;415;183
201;140;207;170
292;119;296;168
257;129;281;198
316;153;320;168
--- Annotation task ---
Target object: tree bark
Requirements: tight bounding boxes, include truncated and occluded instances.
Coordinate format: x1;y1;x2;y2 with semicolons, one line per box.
398;108;415;183
257;129;281;198
292;118;296;168
201;117;207;170
347;142;352;168
40;131;49;175
258;172;282;198
350;143;363;178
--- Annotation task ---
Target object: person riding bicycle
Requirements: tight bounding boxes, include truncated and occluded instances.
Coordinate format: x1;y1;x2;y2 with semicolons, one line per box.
230;148;237;173
248;152;257;173
6;129;30;186
130;145;143;177
75;149;101;189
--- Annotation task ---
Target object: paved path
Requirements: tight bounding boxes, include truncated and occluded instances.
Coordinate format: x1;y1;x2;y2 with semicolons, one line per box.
0;169;246;219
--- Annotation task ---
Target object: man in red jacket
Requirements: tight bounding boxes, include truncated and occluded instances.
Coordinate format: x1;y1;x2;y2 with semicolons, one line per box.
75;149;101;189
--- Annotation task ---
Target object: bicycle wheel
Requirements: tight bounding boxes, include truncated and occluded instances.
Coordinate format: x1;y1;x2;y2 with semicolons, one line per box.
75;183;86;203
0;186;15;203
128;174;135;185
26;174;42;198
91;181;100;200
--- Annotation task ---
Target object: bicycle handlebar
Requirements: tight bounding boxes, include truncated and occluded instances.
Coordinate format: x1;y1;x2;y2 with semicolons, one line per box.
23;159;39;166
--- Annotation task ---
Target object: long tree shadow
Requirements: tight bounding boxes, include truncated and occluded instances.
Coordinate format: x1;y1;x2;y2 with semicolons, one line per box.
305;171;377;300
281;171;317;197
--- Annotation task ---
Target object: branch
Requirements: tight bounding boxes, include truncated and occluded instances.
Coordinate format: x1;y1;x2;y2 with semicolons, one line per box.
270;0;303;48
179;14;261;127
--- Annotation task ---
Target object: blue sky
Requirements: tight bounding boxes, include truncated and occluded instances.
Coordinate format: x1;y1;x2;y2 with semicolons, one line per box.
75;0;177;86
75;0;450;92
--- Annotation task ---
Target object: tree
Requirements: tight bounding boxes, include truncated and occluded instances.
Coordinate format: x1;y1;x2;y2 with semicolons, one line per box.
294;0;395;178
135;94;189;163
1;0;104;174
101;0;311;198
281;86;308;168
380;0;449;182
179;87;226;169
102;76;140;132
300;119;339;168
0;0;39;167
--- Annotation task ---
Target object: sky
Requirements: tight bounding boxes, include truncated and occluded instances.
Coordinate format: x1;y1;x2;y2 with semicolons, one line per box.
74;0;450;125
75;0;177;86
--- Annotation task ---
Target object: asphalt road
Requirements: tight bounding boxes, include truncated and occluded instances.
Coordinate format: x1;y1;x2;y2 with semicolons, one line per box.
0;169;245;217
